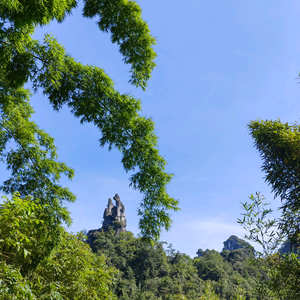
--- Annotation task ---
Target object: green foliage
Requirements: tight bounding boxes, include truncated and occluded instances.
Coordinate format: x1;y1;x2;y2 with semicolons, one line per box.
238;192;300;299
0;0;180;297
113;220;123;228
0;0;178;242
82;0;157;90
248;119;300;246
31;231;117;299
90;228;265;300
0;193;116;299
0;260;36;299
195;249;257;299
199;281;220;300
1;0;77;28
264;252;300;299
0;85;75;223
0;194;268;299
248;119;300;212
238;193;283;256
247;119;300;298
0;192;64;276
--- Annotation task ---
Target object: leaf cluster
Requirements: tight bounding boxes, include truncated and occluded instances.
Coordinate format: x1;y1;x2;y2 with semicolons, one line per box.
83;0;157;90
238;192;300;299
238;193;284;257
0;83;75;226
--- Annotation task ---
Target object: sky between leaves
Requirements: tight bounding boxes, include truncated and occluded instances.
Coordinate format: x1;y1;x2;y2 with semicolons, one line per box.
1;0;300;257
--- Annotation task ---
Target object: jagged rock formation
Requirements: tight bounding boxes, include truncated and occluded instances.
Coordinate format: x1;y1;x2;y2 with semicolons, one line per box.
103;194;126;232
87;194;127;245
222;235;250;251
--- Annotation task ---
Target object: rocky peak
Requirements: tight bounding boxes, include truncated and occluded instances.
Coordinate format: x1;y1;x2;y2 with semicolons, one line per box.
103;194;126;232
87;194;127;245
222;235;249;251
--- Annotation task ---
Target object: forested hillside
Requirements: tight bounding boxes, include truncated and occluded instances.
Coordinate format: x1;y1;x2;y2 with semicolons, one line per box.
89;227;264;300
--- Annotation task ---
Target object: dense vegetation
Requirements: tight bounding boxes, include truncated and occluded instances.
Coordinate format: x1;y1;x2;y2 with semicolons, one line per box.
0;193;269;300
0;193;116;299
89;227;271;300
1;194;299;299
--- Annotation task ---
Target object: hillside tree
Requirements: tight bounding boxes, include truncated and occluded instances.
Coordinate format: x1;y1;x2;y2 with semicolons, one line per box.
248;119;300;246
0;0;179;243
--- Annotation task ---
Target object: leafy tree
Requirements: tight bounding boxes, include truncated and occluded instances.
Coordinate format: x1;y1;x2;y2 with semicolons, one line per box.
195;250;231;282
264;252;300;299
199;281;220;300
0;192;63;276
0;0;179;243
0;84;75;255
31;231;117;300
238;193;284;257
238;192;300;299
0;262;36;300
0;193;116;299
0;193;43;299
248;119;300;246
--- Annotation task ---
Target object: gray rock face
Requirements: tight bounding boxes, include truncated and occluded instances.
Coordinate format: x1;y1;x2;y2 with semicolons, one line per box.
87;194;127;245
222;235;249;251
102;194;127;233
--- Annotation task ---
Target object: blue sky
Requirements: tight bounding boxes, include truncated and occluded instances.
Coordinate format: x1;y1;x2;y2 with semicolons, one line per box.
2;0;300;257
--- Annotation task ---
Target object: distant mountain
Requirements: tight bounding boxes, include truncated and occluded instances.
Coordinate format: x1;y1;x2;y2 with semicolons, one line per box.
196;235;253;257
278;240;299;255
222;235;252;251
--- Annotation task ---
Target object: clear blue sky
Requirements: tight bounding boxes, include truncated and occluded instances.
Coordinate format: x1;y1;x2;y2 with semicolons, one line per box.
2;0;300;257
